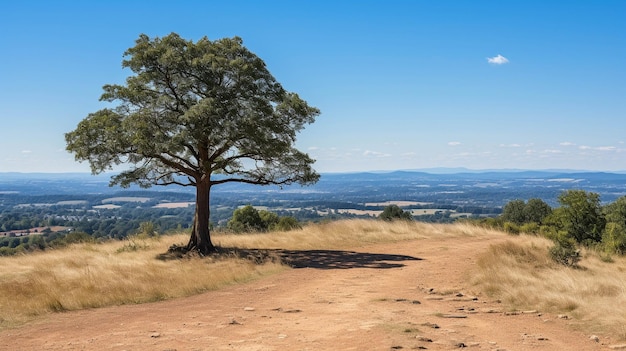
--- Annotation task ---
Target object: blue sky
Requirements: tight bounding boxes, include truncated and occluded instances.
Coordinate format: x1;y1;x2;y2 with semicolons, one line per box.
1;1;625;173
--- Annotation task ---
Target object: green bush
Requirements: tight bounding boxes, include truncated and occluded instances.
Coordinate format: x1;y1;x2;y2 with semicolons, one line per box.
519;222;540;234
227;205;266;233
503;221;520;235
63;231;95;245
227;206;301;233
379;205;413;221
602;222;626;255
549;237;581;267
273;216;301;231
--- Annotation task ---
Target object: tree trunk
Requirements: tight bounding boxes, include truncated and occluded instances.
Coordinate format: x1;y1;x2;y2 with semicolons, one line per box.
187;179;215;254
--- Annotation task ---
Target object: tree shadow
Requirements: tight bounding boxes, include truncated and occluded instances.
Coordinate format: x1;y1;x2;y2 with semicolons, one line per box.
224;248;423;270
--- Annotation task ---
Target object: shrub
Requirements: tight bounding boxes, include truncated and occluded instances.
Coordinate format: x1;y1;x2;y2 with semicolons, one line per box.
503;221;520;235
379;205;413;221
549;237;581;267
519;222;540;234
63;231;95;245
273;216;301;231
228;205;266;233
603;222;626;255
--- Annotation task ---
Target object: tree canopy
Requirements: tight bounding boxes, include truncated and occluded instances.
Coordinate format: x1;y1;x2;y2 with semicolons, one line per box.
379;205;413;221
66;33;320;254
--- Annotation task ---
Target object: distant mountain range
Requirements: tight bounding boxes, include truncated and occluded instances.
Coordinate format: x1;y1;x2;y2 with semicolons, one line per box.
3;169;626;198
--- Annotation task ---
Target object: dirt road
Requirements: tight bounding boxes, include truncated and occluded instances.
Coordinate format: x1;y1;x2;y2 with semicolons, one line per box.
0;235;615;350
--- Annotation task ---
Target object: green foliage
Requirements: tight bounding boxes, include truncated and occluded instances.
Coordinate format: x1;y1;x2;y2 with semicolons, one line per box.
227;206;302;233
557;190;605;245
501;198;551;225
502;221;520;235
62;231;95;245
501;199;526;225
274;216;301;231
519;222;540;234
603;222;626;255
379;205;413;221
228;206;266;233
602;196;626;255
549;236;581;267
259;211;279;230
524;198;552;224
65;32;320;253
474;216;503;229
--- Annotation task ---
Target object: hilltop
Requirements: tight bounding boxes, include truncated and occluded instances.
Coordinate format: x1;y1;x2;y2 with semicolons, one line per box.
1;220;625;350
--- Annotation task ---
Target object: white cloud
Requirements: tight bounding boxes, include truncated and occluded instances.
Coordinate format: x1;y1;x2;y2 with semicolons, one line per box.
363;150;391;158
579;145;617;151
448;141;461;146
559;142;575;146
487;54;509;65
499;143;521;148
596;146;617;151
21;150;32;154
308;146;319;151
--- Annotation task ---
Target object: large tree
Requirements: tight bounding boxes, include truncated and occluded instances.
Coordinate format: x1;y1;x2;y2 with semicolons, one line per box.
65;33;320;254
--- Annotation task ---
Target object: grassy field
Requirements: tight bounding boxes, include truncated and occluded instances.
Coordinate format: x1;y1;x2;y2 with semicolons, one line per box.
1;219;625;339
470;235;626;338
0;220;486;328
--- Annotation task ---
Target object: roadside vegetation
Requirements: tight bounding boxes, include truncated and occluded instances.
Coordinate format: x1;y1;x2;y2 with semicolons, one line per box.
470;236;626;338
473;190;626;265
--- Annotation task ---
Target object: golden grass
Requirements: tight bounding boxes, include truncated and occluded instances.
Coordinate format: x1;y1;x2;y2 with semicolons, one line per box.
0;234;285;328
214;219;497;251
0;219;491;329
469;235;626;338
3;218;626;340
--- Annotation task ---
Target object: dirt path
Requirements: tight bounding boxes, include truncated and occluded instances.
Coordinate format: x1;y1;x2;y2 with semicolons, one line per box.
0;235;616;350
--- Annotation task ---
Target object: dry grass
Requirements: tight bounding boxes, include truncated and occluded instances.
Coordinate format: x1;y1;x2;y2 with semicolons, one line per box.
0;219;489;328
4;219;626;339
0;234;285;328
214;219;497;251
469;234;626;338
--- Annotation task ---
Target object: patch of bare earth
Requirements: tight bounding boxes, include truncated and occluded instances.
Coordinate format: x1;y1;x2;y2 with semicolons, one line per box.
0;235;615;350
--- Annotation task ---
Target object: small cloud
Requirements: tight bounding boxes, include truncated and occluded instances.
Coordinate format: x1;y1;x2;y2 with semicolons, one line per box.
308;146;319;151
21;150;32;154
579;145;592;150
363;150;391;158
559;142;575;146
487;54;509;65
448;141;461;146
596;146;617;151
499;143;521;148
